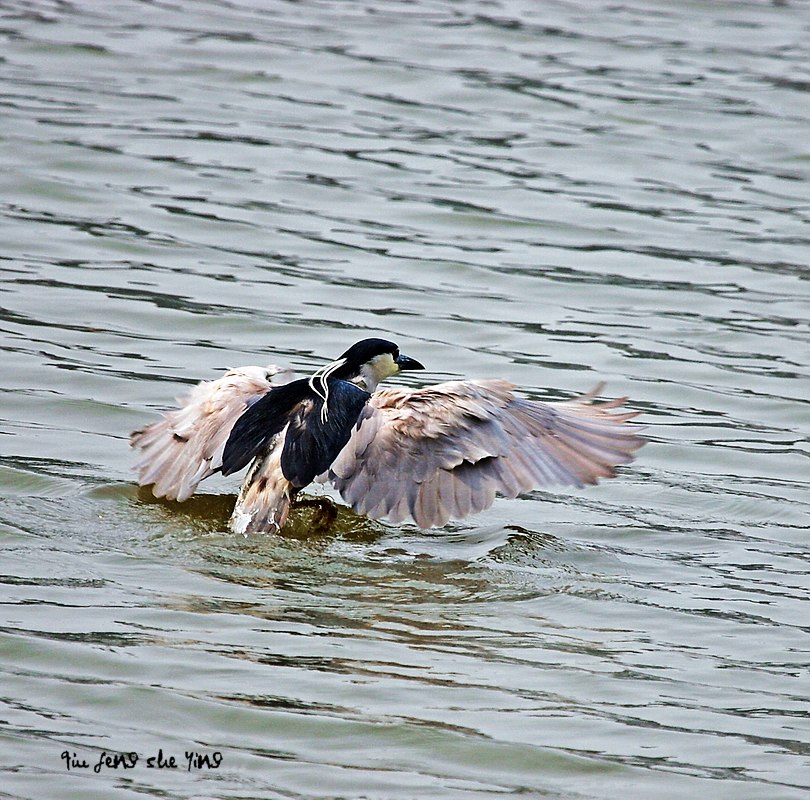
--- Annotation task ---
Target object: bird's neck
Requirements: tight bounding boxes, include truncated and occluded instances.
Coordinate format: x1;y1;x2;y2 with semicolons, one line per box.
349;354;399;393
350;372;380;393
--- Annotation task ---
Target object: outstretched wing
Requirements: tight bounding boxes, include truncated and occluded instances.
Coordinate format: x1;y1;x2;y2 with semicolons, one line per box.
130;365;295;501
329;379;645;528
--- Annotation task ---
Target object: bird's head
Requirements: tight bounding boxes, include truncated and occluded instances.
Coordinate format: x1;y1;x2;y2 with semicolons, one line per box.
332;338;424;392
307;338;423;420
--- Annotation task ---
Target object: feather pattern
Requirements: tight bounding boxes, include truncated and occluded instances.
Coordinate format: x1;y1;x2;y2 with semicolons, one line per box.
280;380;371;488
229;431;293;534
330;379;645;528
220;378;312;477
130;365;295;501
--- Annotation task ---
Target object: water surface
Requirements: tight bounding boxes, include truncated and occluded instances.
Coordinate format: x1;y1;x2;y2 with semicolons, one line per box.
1;1;808;798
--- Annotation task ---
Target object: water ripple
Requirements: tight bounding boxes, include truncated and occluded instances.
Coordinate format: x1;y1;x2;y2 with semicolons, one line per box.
0;1;808;798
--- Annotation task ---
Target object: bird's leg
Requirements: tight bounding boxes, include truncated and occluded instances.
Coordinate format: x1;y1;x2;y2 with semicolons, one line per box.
291;496;339;531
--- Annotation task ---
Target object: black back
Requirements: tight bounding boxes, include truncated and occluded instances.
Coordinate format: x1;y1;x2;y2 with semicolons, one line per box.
281;380;370;488
221;377;370;488
221;379;310;476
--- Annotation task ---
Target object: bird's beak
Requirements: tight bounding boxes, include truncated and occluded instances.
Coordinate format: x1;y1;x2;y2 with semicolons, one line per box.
396;354;424;371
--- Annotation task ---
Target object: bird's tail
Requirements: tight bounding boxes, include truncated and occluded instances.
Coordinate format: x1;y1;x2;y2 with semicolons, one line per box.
229;444;293;535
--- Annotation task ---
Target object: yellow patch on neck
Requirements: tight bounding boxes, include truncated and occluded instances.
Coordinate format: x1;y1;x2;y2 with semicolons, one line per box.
357;352;398;391
371;352;398;379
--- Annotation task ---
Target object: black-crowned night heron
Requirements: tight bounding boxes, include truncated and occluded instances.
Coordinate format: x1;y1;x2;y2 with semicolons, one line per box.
131;338;645;533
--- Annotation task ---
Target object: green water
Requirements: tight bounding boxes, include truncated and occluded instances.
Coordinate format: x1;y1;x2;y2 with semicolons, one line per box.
1;1;808;798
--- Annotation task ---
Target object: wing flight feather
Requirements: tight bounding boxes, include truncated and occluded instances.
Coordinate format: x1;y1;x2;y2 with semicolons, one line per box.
330;379;644;528
130;365;295;501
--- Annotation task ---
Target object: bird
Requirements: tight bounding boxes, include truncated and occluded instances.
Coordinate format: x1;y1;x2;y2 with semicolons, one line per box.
130;338;645;534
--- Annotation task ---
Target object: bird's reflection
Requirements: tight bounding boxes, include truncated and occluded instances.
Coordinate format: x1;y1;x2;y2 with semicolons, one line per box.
134;486;385;544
